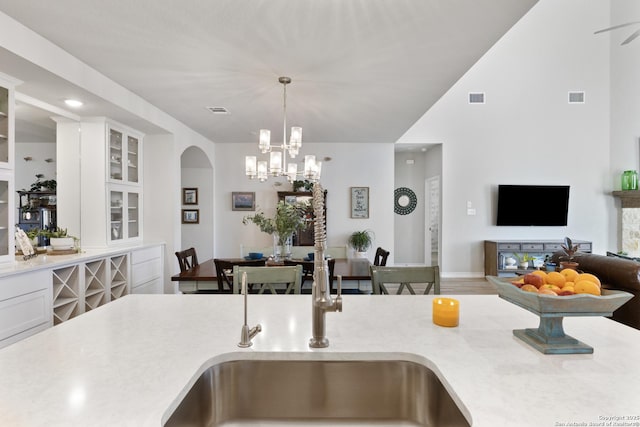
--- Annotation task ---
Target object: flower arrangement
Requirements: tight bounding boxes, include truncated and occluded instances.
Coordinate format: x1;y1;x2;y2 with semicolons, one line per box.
243;201;309;245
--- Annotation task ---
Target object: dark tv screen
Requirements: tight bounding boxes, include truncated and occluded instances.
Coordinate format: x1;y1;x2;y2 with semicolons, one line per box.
496;185;569;226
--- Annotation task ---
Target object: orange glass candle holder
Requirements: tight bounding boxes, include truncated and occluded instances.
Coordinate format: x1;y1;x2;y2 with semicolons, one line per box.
432;298;459;327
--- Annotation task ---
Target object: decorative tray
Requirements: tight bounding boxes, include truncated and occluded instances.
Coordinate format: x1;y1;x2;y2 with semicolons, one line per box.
487;276;633;354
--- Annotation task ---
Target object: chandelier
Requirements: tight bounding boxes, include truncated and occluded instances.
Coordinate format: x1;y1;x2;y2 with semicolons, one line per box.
245;76;321;183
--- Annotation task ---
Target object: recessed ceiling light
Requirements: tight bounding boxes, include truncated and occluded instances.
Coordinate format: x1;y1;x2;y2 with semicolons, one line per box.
64;99;83;108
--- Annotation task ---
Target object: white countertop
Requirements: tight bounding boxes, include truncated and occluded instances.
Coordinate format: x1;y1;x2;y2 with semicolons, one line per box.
0;294;639;426
0;241;164;278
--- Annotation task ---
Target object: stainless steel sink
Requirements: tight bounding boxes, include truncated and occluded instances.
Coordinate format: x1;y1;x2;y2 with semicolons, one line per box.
164;359;470;426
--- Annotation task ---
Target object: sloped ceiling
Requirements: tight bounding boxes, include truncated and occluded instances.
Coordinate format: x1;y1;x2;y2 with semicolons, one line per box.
0;0;538;144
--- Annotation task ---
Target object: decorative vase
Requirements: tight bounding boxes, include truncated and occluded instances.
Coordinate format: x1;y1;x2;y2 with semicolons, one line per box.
519;261;528;269
272;234;293;261
355;251;367;258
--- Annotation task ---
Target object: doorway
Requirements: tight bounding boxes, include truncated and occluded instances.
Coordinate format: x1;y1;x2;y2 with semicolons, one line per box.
425;175;440;266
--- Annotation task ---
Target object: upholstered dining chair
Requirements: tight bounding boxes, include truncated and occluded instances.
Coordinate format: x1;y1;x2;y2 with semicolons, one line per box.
373;247;390;266
232;265;303;295
370;265;440;295
175;247;199;272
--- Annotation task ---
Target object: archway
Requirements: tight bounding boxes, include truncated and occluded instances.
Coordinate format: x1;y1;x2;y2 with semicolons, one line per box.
180;146;213;261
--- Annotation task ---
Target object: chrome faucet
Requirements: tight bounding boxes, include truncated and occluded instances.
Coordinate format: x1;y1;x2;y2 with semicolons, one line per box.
309;182;342;348
309;259;342;348
238;272;262;348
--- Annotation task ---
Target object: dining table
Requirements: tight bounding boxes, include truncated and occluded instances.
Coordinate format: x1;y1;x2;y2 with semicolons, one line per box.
171;257;372;293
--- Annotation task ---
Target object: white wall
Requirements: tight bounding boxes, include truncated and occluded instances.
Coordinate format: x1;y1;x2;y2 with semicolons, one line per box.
398;0;611;277
213;142;395;261
609;0;640;249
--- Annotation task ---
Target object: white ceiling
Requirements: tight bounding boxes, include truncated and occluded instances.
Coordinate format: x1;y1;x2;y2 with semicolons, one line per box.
0;0;538;145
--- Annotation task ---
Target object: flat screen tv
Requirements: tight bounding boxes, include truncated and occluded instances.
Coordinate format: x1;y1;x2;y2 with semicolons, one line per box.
496;185;569;226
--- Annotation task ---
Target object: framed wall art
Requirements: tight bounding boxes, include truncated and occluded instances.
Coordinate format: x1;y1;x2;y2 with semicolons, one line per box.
182;188;198;205
182;209;199;224
350;186;369;218
232;192;256;211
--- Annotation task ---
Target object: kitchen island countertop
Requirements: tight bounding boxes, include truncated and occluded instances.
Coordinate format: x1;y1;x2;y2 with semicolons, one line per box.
0;293;639;426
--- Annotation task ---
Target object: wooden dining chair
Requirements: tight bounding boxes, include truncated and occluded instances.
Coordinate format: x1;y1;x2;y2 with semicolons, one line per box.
373;247;390;266
175;247;199;272
214;258;266;293
284;258;336;293
370;265;440;295
232;265;303;295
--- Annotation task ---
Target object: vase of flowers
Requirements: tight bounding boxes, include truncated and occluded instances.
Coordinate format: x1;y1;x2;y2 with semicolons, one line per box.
243;201;308;261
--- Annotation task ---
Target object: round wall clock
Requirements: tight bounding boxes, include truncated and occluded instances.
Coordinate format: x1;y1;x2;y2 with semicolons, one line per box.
394;187;417;215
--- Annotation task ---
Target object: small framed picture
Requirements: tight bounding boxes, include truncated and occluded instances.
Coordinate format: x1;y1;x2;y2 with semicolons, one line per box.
183;188;198;205
182;209;199;224
232;192;256;211
350;187;369;219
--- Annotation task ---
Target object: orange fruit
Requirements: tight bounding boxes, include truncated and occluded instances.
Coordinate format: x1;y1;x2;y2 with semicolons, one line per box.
562;285;575;293
574;280;601;296
531;270;548;283
521;284;539;293
539;288;558;296
546;271;566;288
560;268;578;282
563;281;574;289
575;273;601;288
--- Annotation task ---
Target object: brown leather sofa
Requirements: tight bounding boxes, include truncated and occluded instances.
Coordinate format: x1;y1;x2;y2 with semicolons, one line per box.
551;252;640;330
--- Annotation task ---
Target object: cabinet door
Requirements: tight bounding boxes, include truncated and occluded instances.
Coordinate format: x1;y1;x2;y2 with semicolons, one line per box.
127;191;139;239
109;128;124;182
0;85;9;165
127;135;139;184
109;189;124;242
0;171;13;260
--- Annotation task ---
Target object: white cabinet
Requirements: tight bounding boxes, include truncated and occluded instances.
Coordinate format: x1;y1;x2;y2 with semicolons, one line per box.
81;118;144;248
0;270;51;348
0;85;9;166
0;171;14;262
108;126;141;185
109;186;141;243
0;75;16;262
131;245;163;294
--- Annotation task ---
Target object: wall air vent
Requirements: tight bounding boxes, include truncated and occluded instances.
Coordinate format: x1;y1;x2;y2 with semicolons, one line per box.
568;91;585;104
468;92;485;104
206;106;229;114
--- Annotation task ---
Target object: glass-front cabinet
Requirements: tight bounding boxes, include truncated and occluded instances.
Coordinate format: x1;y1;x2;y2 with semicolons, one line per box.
80;118;143;248
108;126;141;185
0;174;11;259
109;187;140;243
0;74;16;262
0;85;9;165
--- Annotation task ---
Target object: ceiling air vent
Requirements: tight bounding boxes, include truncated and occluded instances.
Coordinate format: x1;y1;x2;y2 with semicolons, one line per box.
468;92;485;104
568;91;585;104
206;106;229;114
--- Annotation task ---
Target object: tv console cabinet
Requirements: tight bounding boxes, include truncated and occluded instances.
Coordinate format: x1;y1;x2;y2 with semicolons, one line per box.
484;239;592;276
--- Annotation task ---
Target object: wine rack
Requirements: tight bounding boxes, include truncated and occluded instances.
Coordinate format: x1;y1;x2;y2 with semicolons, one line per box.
110;254;128;300
84;259;107;312
52;265;80;325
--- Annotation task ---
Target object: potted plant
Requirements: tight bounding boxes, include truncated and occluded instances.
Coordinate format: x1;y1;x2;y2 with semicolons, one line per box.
348;230;374;257
43;227;78;250
292;179;313;192
560;236;580;270
243;201;309;260
514;252;534;269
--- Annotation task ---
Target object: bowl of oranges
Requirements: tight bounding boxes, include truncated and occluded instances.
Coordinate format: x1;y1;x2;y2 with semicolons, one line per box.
487;270;633;316
487;271;633;354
